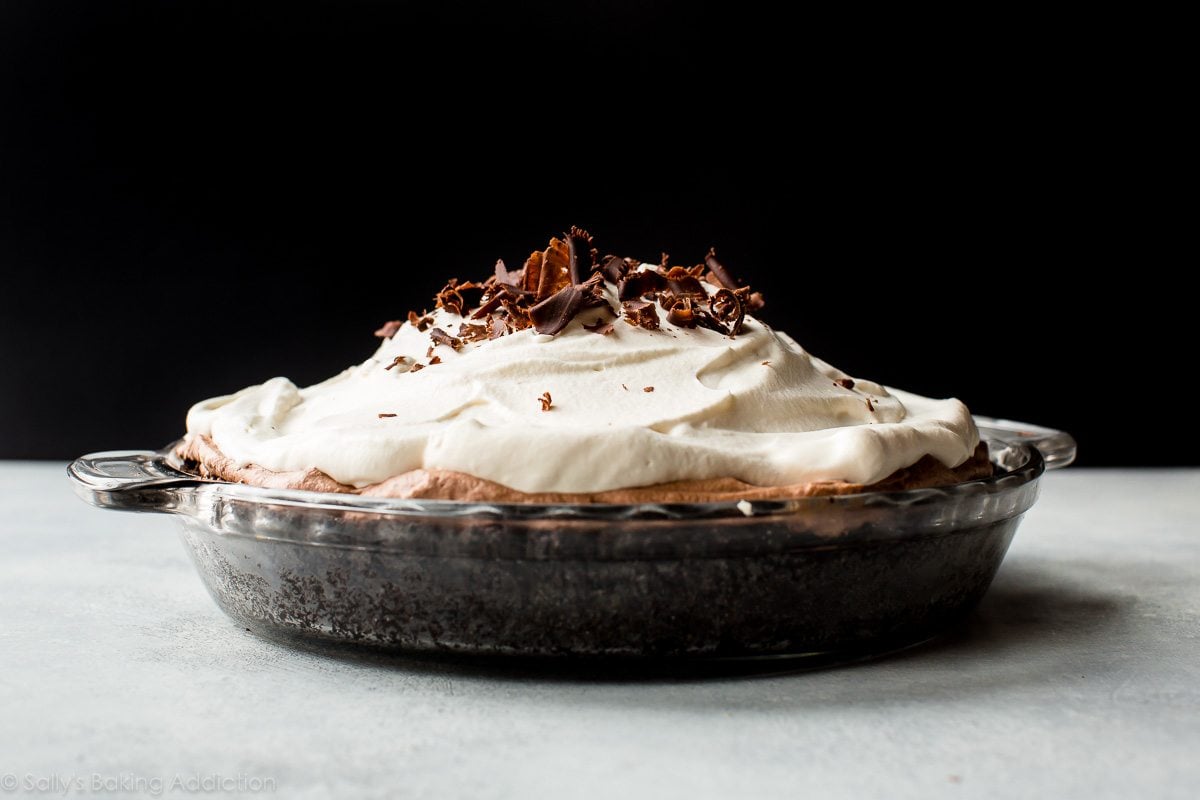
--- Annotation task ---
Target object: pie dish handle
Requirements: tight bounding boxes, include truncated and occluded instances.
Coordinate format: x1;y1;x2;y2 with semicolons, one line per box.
973;416;1077;469
67;450;204;513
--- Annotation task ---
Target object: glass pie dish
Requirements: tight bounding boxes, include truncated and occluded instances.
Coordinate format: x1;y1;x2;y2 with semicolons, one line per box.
69;417;1074;661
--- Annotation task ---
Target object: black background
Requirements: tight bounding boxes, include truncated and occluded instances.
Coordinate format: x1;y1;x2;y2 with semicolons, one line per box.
1;2;1189;464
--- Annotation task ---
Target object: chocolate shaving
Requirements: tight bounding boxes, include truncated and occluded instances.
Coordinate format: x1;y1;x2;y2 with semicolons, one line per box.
430;327;463;351
471;294;504;319
705;250;764;313
598;255;629;284
643;386;655;392
471;283;530;320
529;274;605;335
530;285;583;335
566;226;594;285
410;363;424;372
521;251;543;296
583;318;615;335
536;238;571;301
665;295;728;334
378;413;397;418
734;285;765;312
693;309;729;334
501;297;533;330
374;320;403;339
435;279;465;316
709;288;745;335
456;322;489;343
429;355;442;365
579;272;605;299
665;296;697;327
384;356;410;371
618;270;666;300
374;229;760;351
538;391;553;412
865;397;876;412
664;266;706;300
622;299;660;330
835;378;855;390
494;259;521;286
704;246;740;290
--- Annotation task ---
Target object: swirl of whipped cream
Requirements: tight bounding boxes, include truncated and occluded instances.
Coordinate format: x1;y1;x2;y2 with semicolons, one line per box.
185;278;978;492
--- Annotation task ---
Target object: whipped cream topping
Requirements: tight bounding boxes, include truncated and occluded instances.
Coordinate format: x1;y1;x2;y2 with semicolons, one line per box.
185;274;979;493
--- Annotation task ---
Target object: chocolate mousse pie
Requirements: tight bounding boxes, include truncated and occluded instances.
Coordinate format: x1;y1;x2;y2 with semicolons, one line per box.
177;229;990;502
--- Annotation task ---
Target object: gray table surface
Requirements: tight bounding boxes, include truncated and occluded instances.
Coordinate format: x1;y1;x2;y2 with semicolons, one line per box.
1;464;1197;799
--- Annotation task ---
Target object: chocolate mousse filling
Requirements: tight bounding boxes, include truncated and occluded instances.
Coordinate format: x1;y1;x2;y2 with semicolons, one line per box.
175;435;992;503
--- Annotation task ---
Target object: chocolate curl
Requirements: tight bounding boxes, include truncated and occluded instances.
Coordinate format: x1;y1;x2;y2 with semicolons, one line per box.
434;280;482;317
529;285;584;335
521;251;543;295
501;297;533;330
734;285;766;312
579;275;610;312
407;310;433;331
456;322;489;343
704;247;740;289
663;266;706;300
494;259;522;287
471;293;504;320
565;226;594;285
617;270;666;300
598;255;629;284
529;273;605;335
665;297;696;328
536;237;571;301
429;327;463;351
693;312;730;334
435;280;464;315
709;288;745;335
472;283;532;320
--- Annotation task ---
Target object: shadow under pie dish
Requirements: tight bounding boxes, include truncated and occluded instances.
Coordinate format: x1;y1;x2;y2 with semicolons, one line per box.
70;228;1075;660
